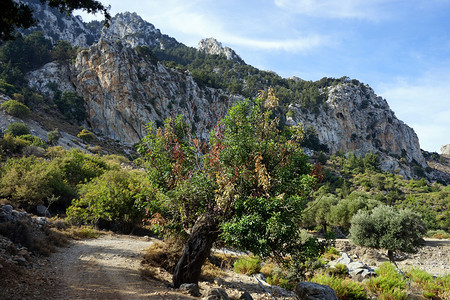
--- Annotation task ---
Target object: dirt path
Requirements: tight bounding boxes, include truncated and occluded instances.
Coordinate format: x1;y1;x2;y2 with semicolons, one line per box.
44;234;194;300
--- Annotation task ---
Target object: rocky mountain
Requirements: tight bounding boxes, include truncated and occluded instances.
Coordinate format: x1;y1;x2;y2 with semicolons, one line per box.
19;0;96;47
286;83;425;178
11;0;443;180
198;38;244;63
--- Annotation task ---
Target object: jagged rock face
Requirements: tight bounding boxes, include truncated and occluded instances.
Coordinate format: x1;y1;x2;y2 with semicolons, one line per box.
26;62;75;95
74;38;235;144
287;83;426;177
441;144;450;155
20;0;96;47
101;12;167;48
198;38;243;63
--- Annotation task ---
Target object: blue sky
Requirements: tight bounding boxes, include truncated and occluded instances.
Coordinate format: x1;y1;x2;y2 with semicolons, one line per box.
77;0;450;153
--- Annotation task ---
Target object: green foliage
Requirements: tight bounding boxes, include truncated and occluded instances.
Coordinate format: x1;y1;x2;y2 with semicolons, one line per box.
1;99;30;118
406;268;450;299
0;133;30;155
67;169;151;232
19;134;45;147
0;149;110;210
5;122;30;136
51;40;77;62
138;89;324;279
365;262;407;300
52;91;86;122
0;155;71;207
233;256;261;275
311;275;369;300
303;194;339;233
47;129;61;146
77;129;94;143
349;206;426;261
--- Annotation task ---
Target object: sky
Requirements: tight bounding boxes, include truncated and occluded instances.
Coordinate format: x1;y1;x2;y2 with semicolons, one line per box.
76;0;450;153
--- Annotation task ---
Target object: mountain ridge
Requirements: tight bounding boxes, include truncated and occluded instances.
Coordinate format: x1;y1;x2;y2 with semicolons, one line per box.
6;0;447;181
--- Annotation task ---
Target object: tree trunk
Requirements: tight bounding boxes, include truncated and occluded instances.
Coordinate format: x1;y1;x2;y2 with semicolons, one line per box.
172;215;219;288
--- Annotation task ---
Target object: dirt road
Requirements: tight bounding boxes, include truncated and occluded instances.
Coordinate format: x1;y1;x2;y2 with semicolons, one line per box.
45;234;194;300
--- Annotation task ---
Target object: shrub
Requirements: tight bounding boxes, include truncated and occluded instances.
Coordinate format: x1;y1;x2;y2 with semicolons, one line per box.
233;256;261;275
66;169;151;232
1;99;30;118
47;129;61;146
311;274;369;299
19;134;45;147
77;129;94;143
365;262;407;300
0;133;30;154
5;122;30;136
406;268;450;299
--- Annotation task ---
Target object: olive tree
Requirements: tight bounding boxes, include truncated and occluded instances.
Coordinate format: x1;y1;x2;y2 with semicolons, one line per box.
138;89;324;287
349;205;426;264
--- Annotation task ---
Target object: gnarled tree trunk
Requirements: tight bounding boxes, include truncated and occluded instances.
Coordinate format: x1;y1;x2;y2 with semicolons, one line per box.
172;215;219;288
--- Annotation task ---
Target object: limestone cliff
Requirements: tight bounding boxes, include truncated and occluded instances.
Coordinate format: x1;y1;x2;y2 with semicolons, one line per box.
286;83;426;177
73;38;235;144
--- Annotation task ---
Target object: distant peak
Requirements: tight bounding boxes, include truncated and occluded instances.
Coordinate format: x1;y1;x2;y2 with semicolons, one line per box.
198;38;244;63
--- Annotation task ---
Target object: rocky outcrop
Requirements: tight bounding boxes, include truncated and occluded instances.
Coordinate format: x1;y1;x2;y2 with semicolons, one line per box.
198;38;244;63
441;144;450;155
74;38;236;144
20;0;96;47
26;61;75;95
101;12;177;49
286;83;426;178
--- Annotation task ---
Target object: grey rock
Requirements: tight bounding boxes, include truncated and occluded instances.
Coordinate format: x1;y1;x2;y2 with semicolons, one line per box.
203;288;229;300
2;205;13;213
347;261;365;270
295;282;338;300
36;205;51;217
179;283;200;297
336;252;352;265
239;291;253;300
441;144;450;155
14;256;28;266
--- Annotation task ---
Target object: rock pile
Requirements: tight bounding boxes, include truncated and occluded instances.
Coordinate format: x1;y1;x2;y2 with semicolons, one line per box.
329;252;376;281
0;204;50;268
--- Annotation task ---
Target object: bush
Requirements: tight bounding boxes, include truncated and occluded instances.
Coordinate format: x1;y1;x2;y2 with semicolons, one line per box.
406;268;450;299
5;122;30;136
365;262;407;300
1;99;30;118
47;129;61;146
66;169;151;232
19;134;45;147
233;256;261;275
77;129;95;143
0;133;30;154
311;274;369;299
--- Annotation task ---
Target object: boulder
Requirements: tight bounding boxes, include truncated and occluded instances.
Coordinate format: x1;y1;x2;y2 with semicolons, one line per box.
295;282;338;300
202;288;229;300
239;291;253;300
179;283;200;297
36;205;51;217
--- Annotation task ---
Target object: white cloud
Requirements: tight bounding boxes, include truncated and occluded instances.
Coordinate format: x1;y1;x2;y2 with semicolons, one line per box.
273;0;390;20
